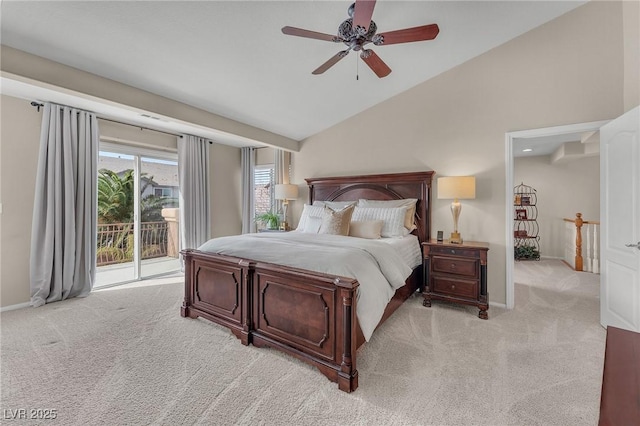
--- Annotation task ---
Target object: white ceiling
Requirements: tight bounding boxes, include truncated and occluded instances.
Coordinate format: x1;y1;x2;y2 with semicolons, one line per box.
513;132;584;157
1;1;586;143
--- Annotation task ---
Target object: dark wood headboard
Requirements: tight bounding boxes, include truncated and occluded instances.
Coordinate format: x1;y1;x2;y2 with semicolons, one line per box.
305;171;435;244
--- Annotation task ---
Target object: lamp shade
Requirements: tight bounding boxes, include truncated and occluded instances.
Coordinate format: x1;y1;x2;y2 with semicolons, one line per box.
437;176;476;200
274;183;299;200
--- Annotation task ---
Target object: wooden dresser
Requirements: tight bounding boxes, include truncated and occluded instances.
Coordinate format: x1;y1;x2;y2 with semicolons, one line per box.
598;326;640;425
422;240;489;319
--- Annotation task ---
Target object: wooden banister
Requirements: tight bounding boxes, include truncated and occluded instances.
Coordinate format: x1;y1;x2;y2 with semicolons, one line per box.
563;213;601;273
563;216;601;225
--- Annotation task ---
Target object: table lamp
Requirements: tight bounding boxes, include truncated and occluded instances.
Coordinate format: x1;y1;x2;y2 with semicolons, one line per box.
437;176;476;244
275;183;298;231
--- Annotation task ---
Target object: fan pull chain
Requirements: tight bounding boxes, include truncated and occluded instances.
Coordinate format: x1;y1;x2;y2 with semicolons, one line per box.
356;54;359;81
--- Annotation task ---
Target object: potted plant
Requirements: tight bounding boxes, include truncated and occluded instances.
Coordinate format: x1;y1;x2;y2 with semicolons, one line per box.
514;245;540;260
255;211;280;230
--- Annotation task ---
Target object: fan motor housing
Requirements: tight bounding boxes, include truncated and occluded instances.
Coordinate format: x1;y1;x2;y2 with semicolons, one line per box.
338;18;378;50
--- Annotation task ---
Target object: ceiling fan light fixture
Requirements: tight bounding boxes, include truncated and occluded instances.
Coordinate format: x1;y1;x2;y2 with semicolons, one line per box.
372;34;384;45
338;18;377;43
347;2;356;18
282;0;439;77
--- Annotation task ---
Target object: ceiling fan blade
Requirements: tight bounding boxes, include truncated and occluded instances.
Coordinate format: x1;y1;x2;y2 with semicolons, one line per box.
282;26;341;42
360;50;391;78
312;50;350;75
375;24;440;46
353;0;377;33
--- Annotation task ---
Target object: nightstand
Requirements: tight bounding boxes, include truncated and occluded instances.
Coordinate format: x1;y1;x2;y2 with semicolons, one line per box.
422;240;489;319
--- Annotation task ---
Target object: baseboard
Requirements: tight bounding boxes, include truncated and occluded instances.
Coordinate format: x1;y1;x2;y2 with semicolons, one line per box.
0;301;31;312
490;301;508;309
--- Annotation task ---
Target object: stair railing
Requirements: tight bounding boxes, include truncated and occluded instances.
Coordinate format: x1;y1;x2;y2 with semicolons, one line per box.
563;213;600;273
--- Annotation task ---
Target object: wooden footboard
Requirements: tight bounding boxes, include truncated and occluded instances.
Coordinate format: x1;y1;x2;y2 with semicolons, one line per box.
181;249;253;345
181;248;360;392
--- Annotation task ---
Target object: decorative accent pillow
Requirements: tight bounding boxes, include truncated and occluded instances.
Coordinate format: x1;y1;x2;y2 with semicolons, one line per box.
349;220;384;239
351;206;407;238
358;198;418;231
318;205;355;236
313;200;357;210
296;204;325;233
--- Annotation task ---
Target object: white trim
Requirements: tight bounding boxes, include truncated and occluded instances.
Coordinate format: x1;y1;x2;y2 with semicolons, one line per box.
505;120;609;309
490;301;507;309
133;155;141;279
100;141;178;161
0;302;31;312
505;131;515;309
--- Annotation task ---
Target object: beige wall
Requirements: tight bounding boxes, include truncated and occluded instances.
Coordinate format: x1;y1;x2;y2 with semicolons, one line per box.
514;155;600;258
210;143;242;238
623;0;640;112
0;95;41;307
292;1;626;304
0;95;242;308
256;147;275;166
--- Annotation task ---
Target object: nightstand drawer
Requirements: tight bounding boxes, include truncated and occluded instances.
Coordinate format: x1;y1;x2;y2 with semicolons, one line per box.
432;277;478;299
432;257;476;277
429;246;478;258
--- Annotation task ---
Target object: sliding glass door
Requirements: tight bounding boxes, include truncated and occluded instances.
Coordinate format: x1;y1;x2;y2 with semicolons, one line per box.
96;146;180;287
139;156;180;279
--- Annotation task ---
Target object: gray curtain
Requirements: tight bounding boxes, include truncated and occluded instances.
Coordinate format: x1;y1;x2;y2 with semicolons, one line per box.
241;147;256;234
178;135;211;254
274;149;288;216
30;103;99;307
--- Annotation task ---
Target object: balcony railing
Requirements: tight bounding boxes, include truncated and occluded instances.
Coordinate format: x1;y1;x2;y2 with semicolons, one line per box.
97;221;169;266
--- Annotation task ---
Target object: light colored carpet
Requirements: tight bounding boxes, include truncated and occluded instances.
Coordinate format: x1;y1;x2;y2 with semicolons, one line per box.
1;260;604;425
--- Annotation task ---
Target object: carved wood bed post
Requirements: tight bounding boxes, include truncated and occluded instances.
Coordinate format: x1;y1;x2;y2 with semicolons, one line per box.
181;249;194;318
240;260;255;346
338;285;359;392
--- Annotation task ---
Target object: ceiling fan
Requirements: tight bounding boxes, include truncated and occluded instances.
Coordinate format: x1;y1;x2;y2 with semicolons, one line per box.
281;0;439;78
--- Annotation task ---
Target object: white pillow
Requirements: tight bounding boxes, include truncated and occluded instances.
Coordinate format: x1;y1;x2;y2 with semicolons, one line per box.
349;220;384;239
302;216;322;233
358;199;418;231
351;206;407;238
296;204;325;233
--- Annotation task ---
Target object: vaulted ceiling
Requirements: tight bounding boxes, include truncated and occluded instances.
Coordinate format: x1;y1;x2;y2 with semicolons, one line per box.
1;1;585;142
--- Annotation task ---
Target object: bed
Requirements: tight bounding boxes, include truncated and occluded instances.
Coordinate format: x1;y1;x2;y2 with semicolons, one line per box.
180;171;434;392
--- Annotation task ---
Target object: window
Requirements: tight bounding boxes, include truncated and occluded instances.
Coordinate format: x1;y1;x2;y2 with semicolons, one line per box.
154;187;173;197
254;165;274;215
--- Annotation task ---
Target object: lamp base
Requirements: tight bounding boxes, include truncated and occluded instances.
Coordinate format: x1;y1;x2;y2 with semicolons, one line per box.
449;232;463;244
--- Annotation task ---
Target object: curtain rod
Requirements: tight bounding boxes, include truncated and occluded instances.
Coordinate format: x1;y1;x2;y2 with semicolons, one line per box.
31;102;183;139
99;117;183;139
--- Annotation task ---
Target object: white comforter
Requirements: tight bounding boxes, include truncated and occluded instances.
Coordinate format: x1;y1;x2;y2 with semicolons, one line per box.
198;232;414;341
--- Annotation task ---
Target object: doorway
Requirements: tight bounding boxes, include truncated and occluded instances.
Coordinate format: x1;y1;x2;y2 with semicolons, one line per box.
504;120;609;308
95;145;180;288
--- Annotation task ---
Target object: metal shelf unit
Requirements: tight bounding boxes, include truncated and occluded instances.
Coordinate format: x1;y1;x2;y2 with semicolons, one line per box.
514;182;540;261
